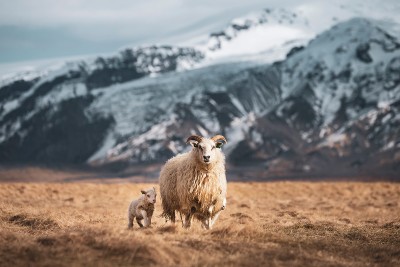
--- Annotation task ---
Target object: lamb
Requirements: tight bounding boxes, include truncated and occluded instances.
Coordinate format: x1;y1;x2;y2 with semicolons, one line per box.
128;187;156;229
159;134;227;229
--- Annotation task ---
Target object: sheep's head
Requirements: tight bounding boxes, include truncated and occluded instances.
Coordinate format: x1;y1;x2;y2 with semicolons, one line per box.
141;187;157;204
187;135;227;165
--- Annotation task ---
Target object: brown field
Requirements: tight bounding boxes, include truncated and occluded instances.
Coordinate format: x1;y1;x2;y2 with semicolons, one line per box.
0;179;399;266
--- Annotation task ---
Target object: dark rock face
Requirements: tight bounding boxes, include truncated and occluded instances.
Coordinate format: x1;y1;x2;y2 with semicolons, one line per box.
0;95;114;163
385;57;400;89
286;46;305;58
0;79;37;102
85;46;204;89
356;43;373;63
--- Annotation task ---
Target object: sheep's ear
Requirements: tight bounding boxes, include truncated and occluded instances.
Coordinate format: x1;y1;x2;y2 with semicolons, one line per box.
141;190;146;194
211;135;227;146
188;140;199;147
216;142;224;148
186;135;202;148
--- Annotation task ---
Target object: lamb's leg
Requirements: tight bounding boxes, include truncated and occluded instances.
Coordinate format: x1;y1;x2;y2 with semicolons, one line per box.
128;214;134;229
136;217;144;228
140;210;150;227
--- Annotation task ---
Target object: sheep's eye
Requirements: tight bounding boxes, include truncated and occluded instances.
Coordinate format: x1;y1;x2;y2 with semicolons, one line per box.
198;146;203;150
193;143;198;148
147;194;150;198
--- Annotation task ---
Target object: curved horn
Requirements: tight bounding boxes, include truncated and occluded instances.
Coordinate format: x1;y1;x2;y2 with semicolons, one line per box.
211;135;227;144
186;135;203;144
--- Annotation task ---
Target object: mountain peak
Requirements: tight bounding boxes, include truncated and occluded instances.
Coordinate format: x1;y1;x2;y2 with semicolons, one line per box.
307;17;399;53
202;7;312;63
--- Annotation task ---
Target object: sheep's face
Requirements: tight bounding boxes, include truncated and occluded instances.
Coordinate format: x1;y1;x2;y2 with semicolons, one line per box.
141;187;157;204
188;135;227;165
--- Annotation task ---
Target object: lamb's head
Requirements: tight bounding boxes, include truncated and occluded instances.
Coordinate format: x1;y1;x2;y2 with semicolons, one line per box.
187;135;227;165
141;187;157;204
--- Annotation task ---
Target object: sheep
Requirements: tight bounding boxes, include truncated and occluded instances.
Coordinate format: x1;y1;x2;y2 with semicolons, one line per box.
159;134;227;229
128;187;156;229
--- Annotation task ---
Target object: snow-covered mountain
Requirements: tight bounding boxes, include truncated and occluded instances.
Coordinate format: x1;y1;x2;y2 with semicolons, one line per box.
202;8;312;61
0;11;399;177
240;18;400;175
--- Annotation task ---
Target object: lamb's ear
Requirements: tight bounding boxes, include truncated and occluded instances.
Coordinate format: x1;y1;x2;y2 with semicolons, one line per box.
141;190;146;194
153;186;156;193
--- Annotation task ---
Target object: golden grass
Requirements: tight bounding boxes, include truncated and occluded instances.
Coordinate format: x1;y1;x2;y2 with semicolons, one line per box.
0;182;399;266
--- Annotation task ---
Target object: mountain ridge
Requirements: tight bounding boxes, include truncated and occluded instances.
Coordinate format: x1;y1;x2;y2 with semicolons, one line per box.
0;15;399;178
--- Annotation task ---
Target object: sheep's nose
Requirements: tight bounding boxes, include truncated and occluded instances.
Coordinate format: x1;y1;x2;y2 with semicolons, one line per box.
203;156;210;161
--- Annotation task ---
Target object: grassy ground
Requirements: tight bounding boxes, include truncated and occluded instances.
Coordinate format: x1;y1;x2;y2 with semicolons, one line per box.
0;181;399;266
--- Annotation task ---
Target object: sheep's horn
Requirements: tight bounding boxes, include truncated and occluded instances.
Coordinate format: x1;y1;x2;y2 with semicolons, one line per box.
211;135;227;144
186;135;203;144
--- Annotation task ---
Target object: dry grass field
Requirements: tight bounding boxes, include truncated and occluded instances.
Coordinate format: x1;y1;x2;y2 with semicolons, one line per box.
0;170;399;267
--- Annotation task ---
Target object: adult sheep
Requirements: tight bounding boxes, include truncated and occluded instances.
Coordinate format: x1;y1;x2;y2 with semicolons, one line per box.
159;134;227;229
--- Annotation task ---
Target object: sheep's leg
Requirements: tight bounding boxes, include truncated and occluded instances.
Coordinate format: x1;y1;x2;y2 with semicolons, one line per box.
128;215;134;229
170;210;176;224
206;205;214;230
163;212;175;223
136;217;144;228
210;210;223;228
183;213;193;228
201;218;209;229
183;208;195;229
208;198;226;228
140;210;150;227
179;212;184;227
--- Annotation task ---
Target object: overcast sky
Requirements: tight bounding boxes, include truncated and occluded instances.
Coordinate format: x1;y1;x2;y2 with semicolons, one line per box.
0;0;399;63
0;0;282;63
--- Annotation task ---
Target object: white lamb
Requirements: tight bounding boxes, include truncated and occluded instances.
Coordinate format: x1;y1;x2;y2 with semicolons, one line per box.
127;187;156;229
159;134;227;229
